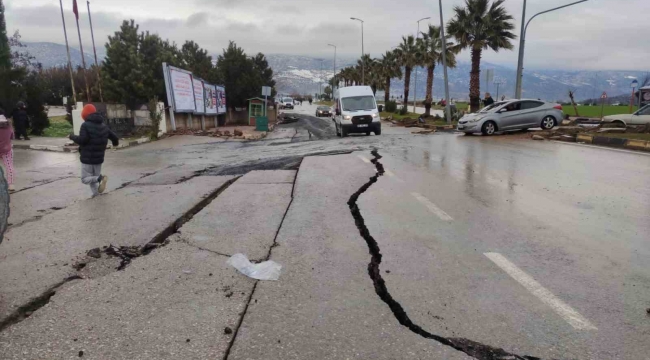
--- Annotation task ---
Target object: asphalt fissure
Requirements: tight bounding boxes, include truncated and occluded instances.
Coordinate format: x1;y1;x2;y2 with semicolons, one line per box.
0;275;82;333
222;160;301;360
76;176;240;272
347;150;542;360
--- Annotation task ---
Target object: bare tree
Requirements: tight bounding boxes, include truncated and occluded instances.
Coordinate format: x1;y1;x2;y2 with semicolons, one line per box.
568;89;580;117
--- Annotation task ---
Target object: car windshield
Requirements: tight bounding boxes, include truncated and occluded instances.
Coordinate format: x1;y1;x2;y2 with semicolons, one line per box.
341;96;376;111
318;106;329;110
636;104;650;115
479;101;508;113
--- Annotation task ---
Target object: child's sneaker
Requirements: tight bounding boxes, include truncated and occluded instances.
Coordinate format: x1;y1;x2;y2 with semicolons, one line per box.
98;175;108;194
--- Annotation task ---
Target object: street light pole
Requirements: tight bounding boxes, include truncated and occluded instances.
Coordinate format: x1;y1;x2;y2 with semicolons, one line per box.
351;17;364;85
630;79;638;114
438;0;452;124
414;17;431;113
515;0;589;99
328;44;337;89
319;59;324;99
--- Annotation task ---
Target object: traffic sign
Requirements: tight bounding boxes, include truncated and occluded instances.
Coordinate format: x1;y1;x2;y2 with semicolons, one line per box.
262;86;272;96
601;92;607;99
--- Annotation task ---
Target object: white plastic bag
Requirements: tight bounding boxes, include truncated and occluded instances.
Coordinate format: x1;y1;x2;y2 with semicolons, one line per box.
227;253;282;281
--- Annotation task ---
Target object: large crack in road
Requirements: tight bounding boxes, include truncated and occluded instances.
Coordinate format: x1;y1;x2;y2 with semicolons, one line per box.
348;149;544;360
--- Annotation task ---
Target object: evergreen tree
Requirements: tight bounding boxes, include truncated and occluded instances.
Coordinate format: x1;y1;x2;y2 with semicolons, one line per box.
0;0;11;70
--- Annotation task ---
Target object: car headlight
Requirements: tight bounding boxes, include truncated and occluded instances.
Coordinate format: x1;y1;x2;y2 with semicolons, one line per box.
343;115;352;120
469;116;484;123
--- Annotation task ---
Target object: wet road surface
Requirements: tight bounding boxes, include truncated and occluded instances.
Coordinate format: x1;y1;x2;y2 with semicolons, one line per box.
1;103;649;359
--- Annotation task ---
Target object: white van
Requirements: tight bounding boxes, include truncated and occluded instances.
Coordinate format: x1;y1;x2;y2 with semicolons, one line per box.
282;97;294;110
333;86;381;136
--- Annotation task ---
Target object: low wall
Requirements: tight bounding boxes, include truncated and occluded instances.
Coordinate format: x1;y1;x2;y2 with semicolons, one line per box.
73;102;167;137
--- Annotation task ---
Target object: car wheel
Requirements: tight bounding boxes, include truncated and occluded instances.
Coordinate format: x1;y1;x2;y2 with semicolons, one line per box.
481;121;497;136
541;116;556;130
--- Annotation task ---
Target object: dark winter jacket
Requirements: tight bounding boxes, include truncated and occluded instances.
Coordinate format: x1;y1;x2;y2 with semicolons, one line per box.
70;113;119;165
10;109;29;128
483;97;495;107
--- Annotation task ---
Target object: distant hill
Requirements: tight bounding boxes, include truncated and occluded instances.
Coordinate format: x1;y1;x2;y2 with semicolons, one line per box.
18;42;647;103
266;54;648;103
14;42;104;69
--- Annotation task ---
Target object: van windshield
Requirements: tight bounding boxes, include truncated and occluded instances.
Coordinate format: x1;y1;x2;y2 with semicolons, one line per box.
341;96;376;112
283;98;293;103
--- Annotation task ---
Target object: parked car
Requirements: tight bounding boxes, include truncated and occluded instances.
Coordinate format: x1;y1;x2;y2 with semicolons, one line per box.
282;97;294;110
602;104;650;127
315;106;331;117
333;86;381;136
457;99;563;135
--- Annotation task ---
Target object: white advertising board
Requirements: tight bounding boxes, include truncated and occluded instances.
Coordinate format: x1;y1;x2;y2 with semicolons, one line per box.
204;83;218;115
169;67;195;113
216;85;227;115
193;77;205;114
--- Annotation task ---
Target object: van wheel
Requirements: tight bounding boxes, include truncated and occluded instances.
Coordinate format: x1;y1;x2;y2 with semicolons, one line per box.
481;121;497;136
335;123;341;137
366;131;371;136
341;126;348;138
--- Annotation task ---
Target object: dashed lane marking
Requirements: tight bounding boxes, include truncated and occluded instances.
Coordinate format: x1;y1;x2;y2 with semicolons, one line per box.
358;155;371;163
484;252;598;331
410;193;454;221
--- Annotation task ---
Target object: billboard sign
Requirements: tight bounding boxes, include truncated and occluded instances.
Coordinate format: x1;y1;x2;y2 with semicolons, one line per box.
193;77;205;114
216;85;227;114
168;66;195;113
204;83;218;115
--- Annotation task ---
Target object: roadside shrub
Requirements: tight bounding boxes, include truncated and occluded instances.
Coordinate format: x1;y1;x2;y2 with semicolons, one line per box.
399;106;408;115
385;100;397;113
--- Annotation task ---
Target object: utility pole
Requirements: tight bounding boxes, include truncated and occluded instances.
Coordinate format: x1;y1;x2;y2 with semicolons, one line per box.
414;17;431;113
351;17;364;85
438;0;451;124
515;0;589;99
87;1;103;102
58;0;77;104
328;44;337;89
72;0;91;102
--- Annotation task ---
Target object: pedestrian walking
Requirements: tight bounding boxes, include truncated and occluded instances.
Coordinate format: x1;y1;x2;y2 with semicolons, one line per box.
0;109;15;192
483;93;495;107
69;104;119;197
10;102;30;140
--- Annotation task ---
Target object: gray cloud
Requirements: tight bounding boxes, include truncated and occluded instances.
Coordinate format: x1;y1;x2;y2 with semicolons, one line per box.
5;0;649;71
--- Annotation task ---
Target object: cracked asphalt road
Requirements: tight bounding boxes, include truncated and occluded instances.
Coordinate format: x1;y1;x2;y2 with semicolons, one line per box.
1;103;649;359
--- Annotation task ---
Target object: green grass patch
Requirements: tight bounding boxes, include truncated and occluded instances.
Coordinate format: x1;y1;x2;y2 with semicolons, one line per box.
42;115;73;138
595;133;650;141
563;105;639;118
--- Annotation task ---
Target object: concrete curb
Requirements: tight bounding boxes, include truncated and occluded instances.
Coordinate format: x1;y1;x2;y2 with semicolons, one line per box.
12;144;78;153
575;134;650;152
15;137;152;153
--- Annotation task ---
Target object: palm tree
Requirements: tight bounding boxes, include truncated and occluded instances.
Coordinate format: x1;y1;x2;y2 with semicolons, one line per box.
418;25;459;116
358;55;382;95
395;35;421;110
379;51;402;103
446;0;516;112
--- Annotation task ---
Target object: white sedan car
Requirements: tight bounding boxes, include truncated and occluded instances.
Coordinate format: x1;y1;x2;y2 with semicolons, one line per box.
602;104;650;126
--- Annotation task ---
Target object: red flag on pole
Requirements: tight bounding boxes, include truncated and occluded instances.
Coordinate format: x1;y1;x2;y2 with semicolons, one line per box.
72;0;79;20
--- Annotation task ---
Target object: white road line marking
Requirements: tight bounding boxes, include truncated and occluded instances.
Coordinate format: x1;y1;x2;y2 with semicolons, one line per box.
384;169;405;183
484;252;598;331
411;193;454;221
358;155;371;163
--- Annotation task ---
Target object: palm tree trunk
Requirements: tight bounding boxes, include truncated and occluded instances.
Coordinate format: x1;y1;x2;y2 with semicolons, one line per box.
404;66;412;108
424;65;435;117
384;77;391;103
469;48;482;113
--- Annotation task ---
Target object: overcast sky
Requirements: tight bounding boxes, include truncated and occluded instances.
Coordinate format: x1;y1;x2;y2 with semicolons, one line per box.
5;0;649;71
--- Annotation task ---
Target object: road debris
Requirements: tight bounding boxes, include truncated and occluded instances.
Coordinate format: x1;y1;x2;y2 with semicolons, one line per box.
227;253;282;281
532;135;545;141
